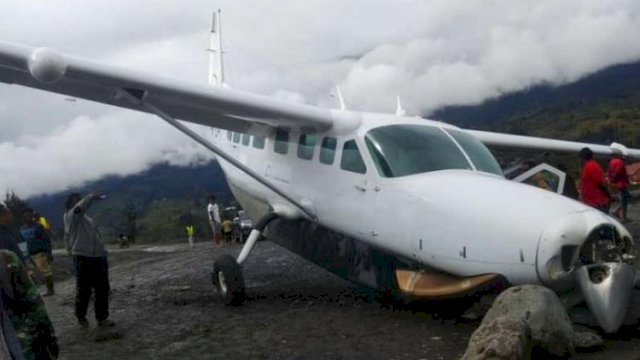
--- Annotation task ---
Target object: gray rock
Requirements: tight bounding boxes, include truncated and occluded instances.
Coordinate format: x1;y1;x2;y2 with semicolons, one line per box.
462;285;585;359
461;317;531;360
572;331;603;350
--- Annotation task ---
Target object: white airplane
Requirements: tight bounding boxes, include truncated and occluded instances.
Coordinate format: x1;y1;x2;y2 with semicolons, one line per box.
1;11;639;333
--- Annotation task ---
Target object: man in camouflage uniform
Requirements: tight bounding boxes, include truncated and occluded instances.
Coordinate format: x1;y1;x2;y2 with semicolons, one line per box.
1;298;24;360
0;249;58;359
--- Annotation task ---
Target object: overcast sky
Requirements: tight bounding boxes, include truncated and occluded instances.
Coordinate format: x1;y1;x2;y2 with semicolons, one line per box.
1;0;640;198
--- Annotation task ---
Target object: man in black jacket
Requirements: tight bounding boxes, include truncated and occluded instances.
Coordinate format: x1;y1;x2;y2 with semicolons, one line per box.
19;209;54;297
63;193;113;329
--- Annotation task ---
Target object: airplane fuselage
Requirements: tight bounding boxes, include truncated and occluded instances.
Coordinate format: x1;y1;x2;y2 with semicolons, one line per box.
208;112;632;293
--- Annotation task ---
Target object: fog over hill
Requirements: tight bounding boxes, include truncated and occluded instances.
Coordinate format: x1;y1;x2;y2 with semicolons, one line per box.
24;59;640;236
2;1;640;200
434;61;640;146
29;162;231;230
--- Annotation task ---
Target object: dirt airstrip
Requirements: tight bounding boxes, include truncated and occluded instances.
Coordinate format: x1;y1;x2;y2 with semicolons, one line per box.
41;202;640;360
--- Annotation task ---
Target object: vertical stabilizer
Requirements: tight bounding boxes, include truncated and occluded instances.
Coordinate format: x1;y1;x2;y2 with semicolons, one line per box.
208;9;225;87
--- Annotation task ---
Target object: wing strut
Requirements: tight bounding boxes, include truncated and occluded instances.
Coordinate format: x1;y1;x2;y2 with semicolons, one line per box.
118;88;317;221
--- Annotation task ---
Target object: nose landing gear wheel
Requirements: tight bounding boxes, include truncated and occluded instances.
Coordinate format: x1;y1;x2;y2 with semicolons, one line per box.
212;255;245;305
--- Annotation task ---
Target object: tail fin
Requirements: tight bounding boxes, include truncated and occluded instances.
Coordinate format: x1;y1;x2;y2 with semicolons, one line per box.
208;9;225;87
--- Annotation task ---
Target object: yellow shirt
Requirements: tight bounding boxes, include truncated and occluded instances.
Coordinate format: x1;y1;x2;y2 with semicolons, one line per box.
222;220;233;233
38;216;51;230
186;225;194;236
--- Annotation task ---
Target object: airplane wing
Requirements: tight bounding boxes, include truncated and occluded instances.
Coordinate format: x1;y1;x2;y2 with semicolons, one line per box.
0;42;355;134
466;129;640;159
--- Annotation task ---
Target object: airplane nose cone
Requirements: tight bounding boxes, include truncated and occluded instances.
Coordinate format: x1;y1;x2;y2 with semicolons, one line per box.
575;262;635;333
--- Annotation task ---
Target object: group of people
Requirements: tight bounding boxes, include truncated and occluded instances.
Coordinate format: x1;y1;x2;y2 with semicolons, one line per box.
0;204;58;359
187;195;243;247
0;192;115;359
579;147;633;221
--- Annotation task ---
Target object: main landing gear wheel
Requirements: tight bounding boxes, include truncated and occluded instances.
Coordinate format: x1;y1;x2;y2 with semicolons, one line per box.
212;255;245;305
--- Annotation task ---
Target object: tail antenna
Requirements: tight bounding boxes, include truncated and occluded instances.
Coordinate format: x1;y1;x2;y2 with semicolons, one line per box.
395;95;406;116
336;85;347;111
208;9;225;87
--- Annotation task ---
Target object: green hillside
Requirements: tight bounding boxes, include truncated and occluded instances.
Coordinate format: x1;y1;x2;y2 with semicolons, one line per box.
435;61;640;145
498;92;640;146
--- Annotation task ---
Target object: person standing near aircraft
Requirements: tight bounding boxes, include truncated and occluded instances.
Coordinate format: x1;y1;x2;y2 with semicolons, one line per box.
0;205;27;265
63;193;114;329
0;249;59;359
19;209;54;297
221;218;233;244
185;225;195;248
608;156;632;222
579;147;611;213
33;213;51;237
207;196;221;245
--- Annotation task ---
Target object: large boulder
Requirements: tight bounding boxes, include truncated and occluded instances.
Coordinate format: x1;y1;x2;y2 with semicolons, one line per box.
461;285;602;360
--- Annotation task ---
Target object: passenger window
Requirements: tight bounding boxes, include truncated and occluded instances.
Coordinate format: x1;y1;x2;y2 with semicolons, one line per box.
340;140;367;174
252;135;266;149
297;134;316;160
320;137;337;165
226;130;232;141
274;130;289;154
232;132;241;143
241;133;251;146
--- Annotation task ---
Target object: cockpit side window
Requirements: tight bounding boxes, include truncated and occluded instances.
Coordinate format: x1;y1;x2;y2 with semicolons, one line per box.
232;132;241;143
444;129;503;176
365;137;393;177
340;140;367;174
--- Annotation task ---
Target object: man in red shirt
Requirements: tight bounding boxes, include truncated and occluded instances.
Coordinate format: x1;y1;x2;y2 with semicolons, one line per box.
608;156;631;222
580;148;611;213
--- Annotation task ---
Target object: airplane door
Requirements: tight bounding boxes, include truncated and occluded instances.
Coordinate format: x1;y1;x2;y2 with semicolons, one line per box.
318;139;375;238
512;163;567;194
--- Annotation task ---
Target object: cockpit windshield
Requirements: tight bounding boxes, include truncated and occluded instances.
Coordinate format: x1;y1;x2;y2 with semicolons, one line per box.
364;125;503;178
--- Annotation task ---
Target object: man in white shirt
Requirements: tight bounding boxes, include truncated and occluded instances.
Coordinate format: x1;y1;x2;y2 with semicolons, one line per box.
207;196;221;245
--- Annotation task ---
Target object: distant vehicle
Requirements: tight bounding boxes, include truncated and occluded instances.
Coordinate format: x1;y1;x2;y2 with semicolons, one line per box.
233;210;253;239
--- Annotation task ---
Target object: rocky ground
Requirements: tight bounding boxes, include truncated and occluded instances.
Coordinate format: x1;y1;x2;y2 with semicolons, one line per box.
40;201;640;360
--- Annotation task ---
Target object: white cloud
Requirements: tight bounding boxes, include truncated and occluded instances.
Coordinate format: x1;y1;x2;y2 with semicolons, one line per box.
0;112;212;198
1;0;640;197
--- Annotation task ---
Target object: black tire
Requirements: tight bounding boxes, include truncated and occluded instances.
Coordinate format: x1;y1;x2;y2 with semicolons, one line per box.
212;255;245;305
